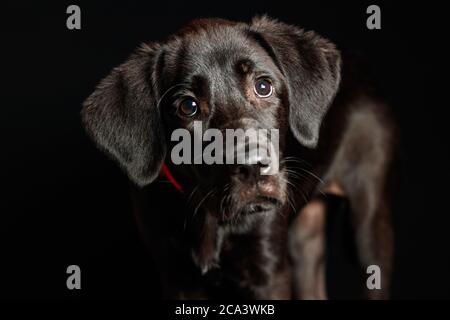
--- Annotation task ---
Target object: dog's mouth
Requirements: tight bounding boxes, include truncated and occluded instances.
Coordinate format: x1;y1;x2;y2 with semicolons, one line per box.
240;196;281;215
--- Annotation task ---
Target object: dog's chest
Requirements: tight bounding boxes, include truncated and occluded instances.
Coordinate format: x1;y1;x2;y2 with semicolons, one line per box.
200;227;285;298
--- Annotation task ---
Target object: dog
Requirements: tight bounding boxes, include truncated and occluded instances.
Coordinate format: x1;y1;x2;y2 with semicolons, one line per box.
81;16;396;299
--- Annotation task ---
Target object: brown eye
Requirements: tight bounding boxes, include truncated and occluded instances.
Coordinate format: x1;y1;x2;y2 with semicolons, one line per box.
254;78;273;98
178;98;198;117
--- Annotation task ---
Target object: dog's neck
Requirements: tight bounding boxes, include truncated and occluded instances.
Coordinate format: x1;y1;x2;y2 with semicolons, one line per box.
159;162;289;297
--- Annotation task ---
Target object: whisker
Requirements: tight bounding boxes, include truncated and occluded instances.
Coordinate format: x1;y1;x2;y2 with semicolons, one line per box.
282;161;324;185
281;157;313;168
297;168;324;185
187;185;199;205
286;193;297;215
193;188;216;219
281;175;309;206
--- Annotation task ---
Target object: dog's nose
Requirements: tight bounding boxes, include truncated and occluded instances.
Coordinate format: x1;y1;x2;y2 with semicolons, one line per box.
232;142;274;181
235;161;269;182
235;164;257;182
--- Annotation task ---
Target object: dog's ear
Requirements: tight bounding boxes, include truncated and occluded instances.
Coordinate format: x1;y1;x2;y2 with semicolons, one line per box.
82;43;166;187
250;16;341;148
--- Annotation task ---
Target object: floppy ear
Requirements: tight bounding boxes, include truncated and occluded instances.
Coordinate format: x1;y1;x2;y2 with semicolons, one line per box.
82;43;166;187
250;16;341;148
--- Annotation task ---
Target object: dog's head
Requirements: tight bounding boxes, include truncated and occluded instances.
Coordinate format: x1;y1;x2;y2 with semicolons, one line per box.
82;16;341;222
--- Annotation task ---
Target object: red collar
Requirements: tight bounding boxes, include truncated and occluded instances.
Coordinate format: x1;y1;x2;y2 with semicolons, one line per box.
160;162;184;193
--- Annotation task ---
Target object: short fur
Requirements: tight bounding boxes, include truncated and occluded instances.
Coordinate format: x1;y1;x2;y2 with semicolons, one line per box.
82;16;395;299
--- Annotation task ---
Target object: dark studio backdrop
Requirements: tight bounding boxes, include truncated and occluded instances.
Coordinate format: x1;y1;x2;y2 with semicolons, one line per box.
0;0;448;300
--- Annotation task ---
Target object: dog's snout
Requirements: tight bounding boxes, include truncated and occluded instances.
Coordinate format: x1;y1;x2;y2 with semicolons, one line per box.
235;163;266;182
231;141;274;181
236;164;252;182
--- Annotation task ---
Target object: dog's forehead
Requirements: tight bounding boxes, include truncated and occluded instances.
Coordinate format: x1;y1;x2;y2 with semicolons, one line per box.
165;22;273;77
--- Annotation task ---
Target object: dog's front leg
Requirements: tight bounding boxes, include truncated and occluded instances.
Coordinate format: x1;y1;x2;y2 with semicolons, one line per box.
289;199;327;299
191;211;220;275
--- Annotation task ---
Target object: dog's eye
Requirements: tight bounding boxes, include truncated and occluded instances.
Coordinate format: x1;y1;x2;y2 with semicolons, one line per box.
254;78;273;98
178;98;198;117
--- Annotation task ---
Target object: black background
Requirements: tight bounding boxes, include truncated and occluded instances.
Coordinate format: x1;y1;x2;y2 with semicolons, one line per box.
0;0;448;299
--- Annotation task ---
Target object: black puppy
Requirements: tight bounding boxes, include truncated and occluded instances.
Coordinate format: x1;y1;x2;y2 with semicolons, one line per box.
82;16;395;299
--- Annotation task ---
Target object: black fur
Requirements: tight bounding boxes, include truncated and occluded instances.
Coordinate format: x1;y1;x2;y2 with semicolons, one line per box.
82;16;394;299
